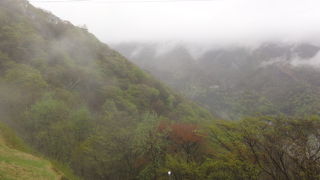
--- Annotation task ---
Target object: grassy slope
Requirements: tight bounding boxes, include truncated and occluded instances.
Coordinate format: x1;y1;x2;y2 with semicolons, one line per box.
0;124;62;180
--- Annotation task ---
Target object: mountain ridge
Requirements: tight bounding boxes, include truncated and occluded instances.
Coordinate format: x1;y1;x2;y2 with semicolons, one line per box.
114;41;320;119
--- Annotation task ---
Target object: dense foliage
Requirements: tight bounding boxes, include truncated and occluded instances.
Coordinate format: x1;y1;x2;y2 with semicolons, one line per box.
210;116;320;180
1;1;320;180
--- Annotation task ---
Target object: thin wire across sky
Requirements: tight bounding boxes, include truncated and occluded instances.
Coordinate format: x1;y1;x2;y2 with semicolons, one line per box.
29;0;218;3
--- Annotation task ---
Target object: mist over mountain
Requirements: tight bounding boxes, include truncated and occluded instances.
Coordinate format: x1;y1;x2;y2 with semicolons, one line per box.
114;41;320;119
2;0;320;179
0;0;213;179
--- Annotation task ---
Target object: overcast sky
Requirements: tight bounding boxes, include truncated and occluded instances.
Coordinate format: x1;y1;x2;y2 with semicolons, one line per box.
29;0;320;45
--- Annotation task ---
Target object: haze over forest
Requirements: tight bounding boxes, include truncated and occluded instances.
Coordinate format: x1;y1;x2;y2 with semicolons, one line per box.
1;0;320;179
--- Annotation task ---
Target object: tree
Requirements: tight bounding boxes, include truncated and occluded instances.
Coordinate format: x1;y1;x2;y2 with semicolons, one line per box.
210;116;320;180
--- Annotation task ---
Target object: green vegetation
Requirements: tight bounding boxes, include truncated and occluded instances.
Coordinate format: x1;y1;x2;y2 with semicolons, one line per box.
209;116;320;180
0;0;211;179
0;123;62;180
1;1;320;179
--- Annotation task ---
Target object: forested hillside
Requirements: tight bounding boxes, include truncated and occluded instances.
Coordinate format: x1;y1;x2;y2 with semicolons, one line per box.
115;42;320;120
2;0;320;180
114;42;320;179
0;0;212;179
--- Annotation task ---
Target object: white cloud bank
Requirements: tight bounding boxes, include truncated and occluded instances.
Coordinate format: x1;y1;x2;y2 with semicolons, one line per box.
30;0;320;45
291;52;320;67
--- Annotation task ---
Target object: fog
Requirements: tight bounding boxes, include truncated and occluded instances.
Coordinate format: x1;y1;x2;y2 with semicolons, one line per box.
291;52;320;67
29;0;320;46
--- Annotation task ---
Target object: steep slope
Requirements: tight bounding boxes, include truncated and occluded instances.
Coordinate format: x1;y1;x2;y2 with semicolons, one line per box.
0;0;212;179
0;123;62;180
115;42;320;119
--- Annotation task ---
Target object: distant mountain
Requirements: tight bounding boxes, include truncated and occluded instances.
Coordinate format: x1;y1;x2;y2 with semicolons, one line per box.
114;42;320;119
3;1;320;179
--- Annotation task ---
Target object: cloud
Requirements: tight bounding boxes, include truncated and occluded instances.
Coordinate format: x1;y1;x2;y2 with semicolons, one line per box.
291;52;320;67
30;0;320;45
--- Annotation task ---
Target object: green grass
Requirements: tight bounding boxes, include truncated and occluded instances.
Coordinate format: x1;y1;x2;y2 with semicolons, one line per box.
0;123;62;180
50;160;82;180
